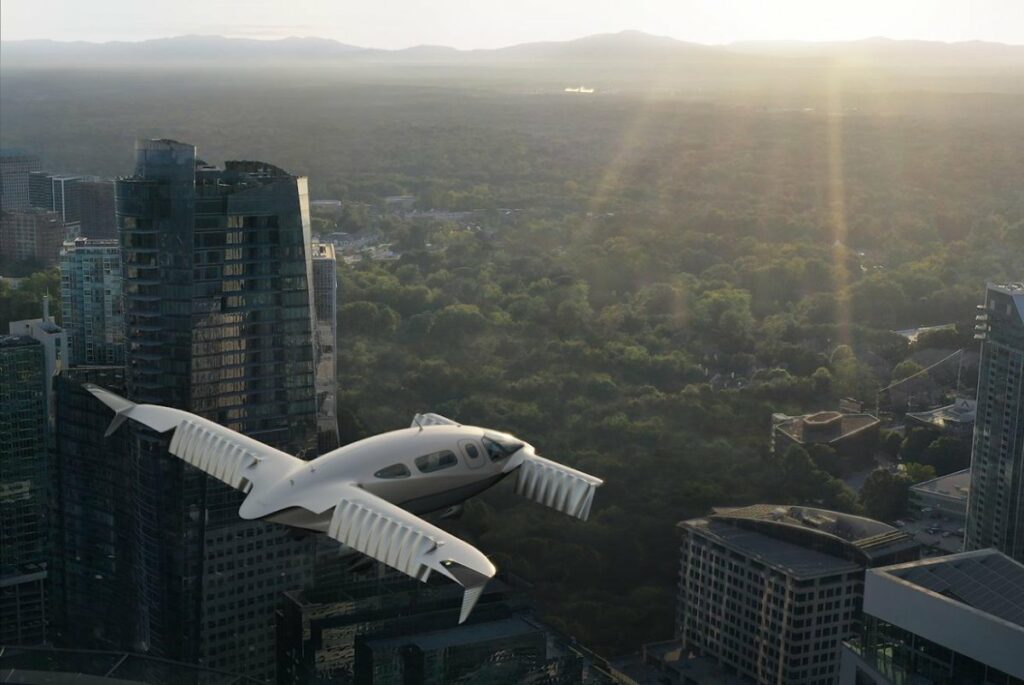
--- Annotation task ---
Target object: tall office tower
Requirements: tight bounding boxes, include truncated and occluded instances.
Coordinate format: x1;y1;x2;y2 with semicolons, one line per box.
27;172;82;226
77;179;117;239
0;335;50;645
115;139;320;678
965;282;1024;562
311;241;339;453
839;550;1024;685
676;505;919;685
29;171;55;209
0;209;66;264
0;148;40;211
51;366;133;649
59;238;125;366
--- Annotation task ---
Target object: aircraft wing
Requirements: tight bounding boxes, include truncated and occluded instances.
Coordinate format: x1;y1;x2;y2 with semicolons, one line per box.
511;453;603;521
83;384;302;494
325;482;495;623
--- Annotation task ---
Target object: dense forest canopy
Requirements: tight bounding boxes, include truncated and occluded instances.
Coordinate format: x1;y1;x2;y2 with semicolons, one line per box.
2;52;1022;653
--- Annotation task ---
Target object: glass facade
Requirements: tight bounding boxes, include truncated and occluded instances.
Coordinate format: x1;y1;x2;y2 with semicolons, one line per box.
109;139;320;679
965;284;1024;562
849;616;1023;685
0;335;49;645
60;239;125;366
52;366;133;650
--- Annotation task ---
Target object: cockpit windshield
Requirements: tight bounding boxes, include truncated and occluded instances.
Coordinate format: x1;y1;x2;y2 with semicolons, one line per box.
482;432;523;461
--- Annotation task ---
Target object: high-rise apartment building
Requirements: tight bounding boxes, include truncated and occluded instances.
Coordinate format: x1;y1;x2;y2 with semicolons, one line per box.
311;241;339;453
0;335;50;645
0;209;66;264
112;139;320;678
676;505;919;685
839;549;1024;685
77;179;117;239
0;148;40;211
59;238;124;366
965;282;1024;562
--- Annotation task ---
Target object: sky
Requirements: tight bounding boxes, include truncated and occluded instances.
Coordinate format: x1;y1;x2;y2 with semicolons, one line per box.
2;0;1022;48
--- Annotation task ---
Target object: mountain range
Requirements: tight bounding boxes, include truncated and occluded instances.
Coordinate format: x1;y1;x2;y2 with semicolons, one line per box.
3;30;1022;68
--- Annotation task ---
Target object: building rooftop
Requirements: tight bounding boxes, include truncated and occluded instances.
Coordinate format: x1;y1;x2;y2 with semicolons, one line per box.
683;504;918;575
906;398;976;432
0;646;260;684
682;516;863;579
0;334;40;349
774;411;879;445
876;549;1024;629
910;468;970;502
364;616;541;650
311;242;336;260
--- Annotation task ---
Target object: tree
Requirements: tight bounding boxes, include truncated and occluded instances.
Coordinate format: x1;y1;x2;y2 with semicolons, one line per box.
920;437;971;476
900;428;937;464
859;469;911;522
902;462;937;484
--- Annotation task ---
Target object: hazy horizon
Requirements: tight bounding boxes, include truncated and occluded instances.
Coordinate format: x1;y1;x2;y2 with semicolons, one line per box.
2;0;1023;49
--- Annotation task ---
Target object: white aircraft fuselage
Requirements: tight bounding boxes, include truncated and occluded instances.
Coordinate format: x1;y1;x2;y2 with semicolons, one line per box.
249;424;526;531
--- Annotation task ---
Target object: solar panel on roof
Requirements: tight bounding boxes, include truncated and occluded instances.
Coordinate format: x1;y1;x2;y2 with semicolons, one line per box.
890;553;1024;627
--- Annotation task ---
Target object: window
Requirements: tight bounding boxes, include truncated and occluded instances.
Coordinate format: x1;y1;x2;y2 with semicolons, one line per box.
464;443;480;460
482;432;524;461
415;450;458;473
374;463;410;479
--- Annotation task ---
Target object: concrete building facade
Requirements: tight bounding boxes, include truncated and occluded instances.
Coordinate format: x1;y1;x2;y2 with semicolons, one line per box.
0;209;66;264
0;149;40;211
311;241;339;453
676;505;919;685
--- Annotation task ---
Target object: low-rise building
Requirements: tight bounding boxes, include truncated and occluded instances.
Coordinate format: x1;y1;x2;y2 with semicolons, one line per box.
677;505;919;685
773;411;880;468
908;468;970;523
906;398;976;439
840;549;1024;685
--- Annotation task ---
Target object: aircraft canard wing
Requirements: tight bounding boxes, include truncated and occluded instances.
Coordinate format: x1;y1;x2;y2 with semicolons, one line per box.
326;483;495;623
411;412;461;428
82;384;302;494
512;453;603;521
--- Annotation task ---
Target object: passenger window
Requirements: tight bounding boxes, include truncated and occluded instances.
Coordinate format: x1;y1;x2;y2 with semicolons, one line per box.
465;443;480;460
374;463;410;479
415;450;458;473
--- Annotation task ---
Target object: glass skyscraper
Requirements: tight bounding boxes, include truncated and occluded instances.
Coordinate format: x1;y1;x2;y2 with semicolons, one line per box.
965;282;1024;562
52;366;133;650
60;238;125;366
0;334;50;645
111;139;321;678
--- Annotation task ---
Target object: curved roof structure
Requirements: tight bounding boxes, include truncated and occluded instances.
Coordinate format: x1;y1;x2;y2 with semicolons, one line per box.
710;504;916;566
